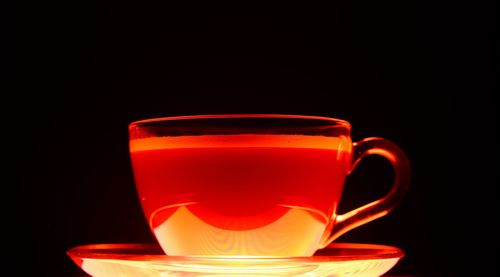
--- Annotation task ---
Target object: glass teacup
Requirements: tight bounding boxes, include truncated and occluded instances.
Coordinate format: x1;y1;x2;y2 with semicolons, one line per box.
129;114;410;257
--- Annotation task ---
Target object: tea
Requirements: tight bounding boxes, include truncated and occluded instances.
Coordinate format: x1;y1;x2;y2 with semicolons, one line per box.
130;134;351;256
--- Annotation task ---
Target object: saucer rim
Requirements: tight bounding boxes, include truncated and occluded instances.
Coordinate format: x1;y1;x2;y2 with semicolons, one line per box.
67;242;404;263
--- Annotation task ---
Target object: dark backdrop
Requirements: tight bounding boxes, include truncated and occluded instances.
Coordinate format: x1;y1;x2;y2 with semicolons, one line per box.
14;3;476;276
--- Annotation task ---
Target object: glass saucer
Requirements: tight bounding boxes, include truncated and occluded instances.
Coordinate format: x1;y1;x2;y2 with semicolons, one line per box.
67;242;403;276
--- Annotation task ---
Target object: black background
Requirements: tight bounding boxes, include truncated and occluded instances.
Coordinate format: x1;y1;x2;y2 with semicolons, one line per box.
14;2;493;276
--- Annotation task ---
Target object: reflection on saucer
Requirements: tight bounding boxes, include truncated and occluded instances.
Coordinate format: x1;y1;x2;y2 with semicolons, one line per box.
67;243;403;276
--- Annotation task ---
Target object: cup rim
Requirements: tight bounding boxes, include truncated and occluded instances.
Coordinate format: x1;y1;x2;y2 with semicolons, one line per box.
129;114;351;129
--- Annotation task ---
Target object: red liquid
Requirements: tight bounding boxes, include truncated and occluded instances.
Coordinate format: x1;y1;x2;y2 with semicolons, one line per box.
130;135;351;256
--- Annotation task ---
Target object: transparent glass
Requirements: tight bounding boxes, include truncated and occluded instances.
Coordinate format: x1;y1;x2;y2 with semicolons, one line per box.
67;243;404;277
128;114;410;257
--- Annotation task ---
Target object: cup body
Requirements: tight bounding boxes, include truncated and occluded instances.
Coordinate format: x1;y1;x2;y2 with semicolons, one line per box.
129;115;353;256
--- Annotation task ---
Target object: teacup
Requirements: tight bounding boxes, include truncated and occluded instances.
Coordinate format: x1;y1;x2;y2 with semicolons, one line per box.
129;114;410;257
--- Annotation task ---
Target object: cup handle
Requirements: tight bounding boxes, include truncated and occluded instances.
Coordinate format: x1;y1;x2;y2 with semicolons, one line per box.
320;137;411;248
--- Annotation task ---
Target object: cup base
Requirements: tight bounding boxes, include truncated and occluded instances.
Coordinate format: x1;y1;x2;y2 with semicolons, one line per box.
67;242;403;276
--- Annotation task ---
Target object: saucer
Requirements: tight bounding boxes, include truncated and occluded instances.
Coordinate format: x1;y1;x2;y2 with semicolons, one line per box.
67;243;403;276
